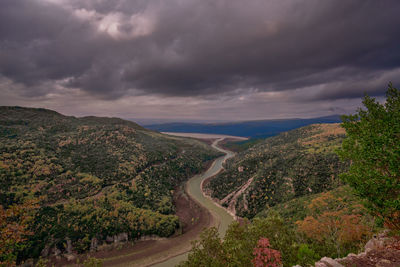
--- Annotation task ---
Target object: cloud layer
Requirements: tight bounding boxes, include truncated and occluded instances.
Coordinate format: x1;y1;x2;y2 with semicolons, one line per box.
1;0;400;120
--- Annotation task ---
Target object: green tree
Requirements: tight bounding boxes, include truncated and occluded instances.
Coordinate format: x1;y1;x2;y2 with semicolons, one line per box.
180;213;300;267
337;83;400;230
181;227;226;267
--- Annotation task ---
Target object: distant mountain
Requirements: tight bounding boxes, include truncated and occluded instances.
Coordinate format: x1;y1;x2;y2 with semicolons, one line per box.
144;115;341;138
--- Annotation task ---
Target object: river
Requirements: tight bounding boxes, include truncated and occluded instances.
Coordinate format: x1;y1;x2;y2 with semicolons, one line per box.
153;138;238;266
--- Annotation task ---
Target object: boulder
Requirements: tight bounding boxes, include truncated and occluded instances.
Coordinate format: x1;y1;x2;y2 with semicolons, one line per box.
376;259;392;267
116;232;129;242
90;237;98;252
315;257;344;267
64;253;77;262
106;235;114;243
53;246;61;256
40;244;50;257
66;237;73;254
364;237;390;251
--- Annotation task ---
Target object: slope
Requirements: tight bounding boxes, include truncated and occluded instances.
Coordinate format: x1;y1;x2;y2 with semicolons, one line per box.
206;123;349;218
0;106;222;260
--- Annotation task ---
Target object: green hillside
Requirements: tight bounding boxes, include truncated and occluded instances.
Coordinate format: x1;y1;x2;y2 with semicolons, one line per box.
0;106;222;260
206;123;349;218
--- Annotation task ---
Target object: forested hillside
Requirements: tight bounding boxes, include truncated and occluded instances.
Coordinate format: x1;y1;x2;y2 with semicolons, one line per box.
206;123;349;218
0;107;221;263
180;186;375;267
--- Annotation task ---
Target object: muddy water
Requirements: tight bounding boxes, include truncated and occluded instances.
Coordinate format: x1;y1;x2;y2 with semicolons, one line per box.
153;139;235;266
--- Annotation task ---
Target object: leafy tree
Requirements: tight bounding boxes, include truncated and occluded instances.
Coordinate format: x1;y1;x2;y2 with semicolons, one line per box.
337;83;400;230
182;227;226;267
296;192;372;257
0;200;38;266
252;238;281;267
180;213;299;267
296;244;319;267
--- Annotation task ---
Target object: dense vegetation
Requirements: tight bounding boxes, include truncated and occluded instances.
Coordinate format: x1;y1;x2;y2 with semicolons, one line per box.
207;123;349;218
182;85;399;267
338;84;400;230
0;107;221;265
180;187;375;267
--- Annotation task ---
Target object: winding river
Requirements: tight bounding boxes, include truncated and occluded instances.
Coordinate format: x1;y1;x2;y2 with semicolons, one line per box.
153;137;240;266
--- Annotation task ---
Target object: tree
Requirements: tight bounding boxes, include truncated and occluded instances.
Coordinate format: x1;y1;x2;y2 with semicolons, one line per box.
252;238;282;267
337;83;400;230
0;200;38;266
296;192;372;257
179;213;299;267
180;227;226;267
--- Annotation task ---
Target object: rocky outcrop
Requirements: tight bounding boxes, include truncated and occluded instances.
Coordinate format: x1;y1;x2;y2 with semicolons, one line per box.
294;232;400;267
90;237;99;252
336;233;400;267
314;257;344;267
106;232;129;243
66;237;73;254
220;176;254;215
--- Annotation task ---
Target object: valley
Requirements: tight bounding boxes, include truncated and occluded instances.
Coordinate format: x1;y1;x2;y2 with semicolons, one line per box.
96;135;245;267
1;87;399;267
2;2;399;265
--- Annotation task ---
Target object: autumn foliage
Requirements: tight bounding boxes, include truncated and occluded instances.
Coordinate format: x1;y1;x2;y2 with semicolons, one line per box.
296;192;372;256
0;200;38;266
252;238;282;267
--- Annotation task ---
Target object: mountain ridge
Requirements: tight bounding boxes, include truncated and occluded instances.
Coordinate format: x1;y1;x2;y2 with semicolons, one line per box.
144;115;341;138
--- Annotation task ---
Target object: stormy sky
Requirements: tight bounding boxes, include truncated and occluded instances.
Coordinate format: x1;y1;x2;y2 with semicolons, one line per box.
1;0;400;122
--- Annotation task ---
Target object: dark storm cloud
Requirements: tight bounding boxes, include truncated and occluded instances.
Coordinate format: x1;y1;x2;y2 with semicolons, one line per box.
1;0;400;101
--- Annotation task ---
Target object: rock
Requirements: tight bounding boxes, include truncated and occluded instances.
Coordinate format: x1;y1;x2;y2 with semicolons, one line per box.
347;253;357;257
375;259;392;267
66;237;73;254
292;265;303;267
358;251;367;257
378;229;390;238
315;262;329;267
376;259;392;267
90;237;98;252
116;232;128;242
40;244;50;257
316;257;344;267
53;246;61;256
106;235;114;243
64;253;77;262
365;237;385;251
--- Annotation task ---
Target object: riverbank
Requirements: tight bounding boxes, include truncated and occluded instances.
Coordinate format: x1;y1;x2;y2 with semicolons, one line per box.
152;137;241;266
74;135;244;267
